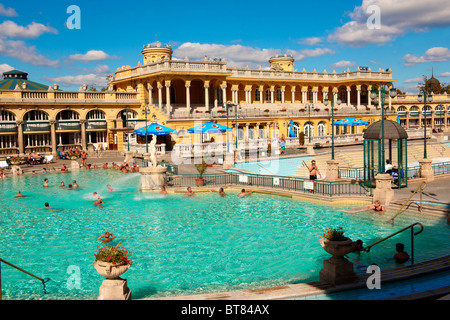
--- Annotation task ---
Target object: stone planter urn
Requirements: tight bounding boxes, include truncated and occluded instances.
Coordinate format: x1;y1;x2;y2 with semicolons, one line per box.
93;260;132;280
319;238;357;285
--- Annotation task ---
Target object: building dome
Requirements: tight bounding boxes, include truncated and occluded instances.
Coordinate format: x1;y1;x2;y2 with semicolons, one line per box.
363;120;408;140
0;69;49;91
425;75;441;94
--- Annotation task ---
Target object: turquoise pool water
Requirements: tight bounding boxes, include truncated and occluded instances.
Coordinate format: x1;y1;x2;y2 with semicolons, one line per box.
234;155;312;175
0;170;449;300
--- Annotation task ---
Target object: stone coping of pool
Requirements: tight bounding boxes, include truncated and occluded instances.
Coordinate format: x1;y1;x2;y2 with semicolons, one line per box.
146;255;450;300
167;185;373;205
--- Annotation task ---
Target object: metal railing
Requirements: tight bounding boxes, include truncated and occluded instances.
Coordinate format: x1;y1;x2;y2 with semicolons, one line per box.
362;222;424;264
0;258;50;299
170;172;372;197
387;182;426;224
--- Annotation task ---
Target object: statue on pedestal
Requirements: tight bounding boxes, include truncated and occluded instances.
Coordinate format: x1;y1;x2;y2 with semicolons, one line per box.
149;135;157;168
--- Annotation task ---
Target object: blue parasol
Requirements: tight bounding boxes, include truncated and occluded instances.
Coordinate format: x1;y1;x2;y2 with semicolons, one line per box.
187;121;231;134
288;119;295;137
333;117;369;127
133;123;176;136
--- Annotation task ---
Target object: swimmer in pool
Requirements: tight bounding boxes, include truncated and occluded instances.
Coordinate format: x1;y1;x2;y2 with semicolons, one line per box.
15;190;26;198
107;184;113;192
93;197;105;206
97;232;116;243
238;189;253;197
367;200;385;213
43;178;49;188
185;187;195;197
159;186;168;195
212;187;226;196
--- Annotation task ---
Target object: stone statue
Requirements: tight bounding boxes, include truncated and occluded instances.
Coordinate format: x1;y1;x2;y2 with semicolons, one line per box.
149;135;157;168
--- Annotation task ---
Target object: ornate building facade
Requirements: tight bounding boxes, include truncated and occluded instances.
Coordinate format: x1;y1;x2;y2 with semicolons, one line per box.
1;41;448;158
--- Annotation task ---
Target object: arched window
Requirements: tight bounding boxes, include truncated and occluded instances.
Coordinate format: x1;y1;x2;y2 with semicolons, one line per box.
304;122;314;138
318;122;326;136
276;88;282;101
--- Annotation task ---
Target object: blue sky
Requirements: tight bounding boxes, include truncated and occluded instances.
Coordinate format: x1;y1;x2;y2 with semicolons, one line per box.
0;0;449;92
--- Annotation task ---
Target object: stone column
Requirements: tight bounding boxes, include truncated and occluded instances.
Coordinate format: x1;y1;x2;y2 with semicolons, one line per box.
222;86;227;106
325;159;339;181
80;119;87;151
157;85;163;110
372;173;394;206
302;90;308;104
367;86;372;108
357;87;361;109
204;84;210;110
214;86;218;108
16;120;24;157
147;84;153;105
419;158;434;182
270;89;274;104
50;120;57;156
186;84;191;112
165;83;171;114
281;89;285;104
347;87;351;107
291;89;295;104
259;88;263;104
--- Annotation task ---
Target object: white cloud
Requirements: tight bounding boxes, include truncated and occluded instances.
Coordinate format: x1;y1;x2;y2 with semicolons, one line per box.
0;21;58;39
0;63;14;74
328;0;450;47
0;4;18;17
438;72;450;77
298;37;322;46
0;38;59;67
330;60;356;69
404;77;423;83
173;42;334;68
69;50;116;62
43;73;108;87
403;47;450;66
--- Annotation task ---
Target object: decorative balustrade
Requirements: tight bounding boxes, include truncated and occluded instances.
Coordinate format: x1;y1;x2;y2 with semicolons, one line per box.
23;122;51;132
0;122;18;132
0;90;138;103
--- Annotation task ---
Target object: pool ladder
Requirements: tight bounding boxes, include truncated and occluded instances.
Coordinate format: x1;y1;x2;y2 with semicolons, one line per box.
362;222;424;265
0;258;50;300
387;182;427;224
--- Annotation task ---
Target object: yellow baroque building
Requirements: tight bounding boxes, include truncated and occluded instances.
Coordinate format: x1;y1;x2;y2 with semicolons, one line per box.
1;41;449;158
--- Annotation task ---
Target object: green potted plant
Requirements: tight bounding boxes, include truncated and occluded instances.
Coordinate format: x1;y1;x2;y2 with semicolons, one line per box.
319;227;354;257
195;160;207;186
93;242;133;279
10;156;21;165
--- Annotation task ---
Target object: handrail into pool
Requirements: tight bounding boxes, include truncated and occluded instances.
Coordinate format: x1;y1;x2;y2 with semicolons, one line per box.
362;222;424;264
0;258;50;299
387;182;427;224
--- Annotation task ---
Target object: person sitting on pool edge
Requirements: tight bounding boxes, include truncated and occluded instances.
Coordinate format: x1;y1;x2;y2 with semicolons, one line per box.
367;200;385;213
238;189;253;197
393;243;410;264
97;231;116;243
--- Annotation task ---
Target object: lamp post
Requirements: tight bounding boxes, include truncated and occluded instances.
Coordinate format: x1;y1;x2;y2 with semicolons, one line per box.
306;103;313;143
324;94;342;160
418;90;433;159
142;106;151;153
124;106;130;152
370;83;398;173
225;103;241;152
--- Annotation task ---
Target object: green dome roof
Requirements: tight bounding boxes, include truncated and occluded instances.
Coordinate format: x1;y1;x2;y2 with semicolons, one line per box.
0;69;50;91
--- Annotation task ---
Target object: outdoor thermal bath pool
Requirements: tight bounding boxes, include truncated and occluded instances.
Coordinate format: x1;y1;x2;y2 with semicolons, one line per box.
0;169;449;300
